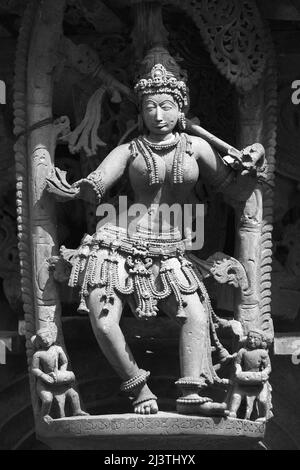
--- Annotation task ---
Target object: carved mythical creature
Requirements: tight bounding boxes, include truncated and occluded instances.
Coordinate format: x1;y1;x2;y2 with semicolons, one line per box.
227;328;273;422
48;47;266;417
31;325;88;421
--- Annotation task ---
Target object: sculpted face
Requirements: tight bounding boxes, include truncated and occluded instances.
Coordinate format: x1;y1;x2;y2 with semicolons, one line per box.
247;331;262;350
38;330;54;349
141;94;179;138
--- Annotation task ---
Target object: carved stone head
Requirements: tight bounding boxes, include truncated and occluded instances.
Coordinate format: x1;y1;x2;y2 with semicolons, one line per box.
32;324;58;350
134;46;189;111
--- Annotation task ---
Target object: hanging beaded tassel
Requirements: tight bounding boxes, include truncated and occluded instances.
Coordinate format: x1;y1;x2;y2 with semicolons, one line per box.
135;138;159;185
126;255;159;318
173;135;184;184
132;133;194;187
159;260;188;319
100;249;119;312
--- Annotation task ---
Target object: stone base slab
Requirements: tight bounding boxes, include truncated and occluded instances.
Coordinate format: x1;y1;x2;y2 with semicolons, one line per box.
37;412;266;450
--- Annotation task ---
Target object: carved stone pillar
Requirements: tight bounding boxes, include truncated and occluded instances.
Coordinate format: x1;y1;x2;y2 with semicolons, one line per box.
14;0;67;419
131;0;169;59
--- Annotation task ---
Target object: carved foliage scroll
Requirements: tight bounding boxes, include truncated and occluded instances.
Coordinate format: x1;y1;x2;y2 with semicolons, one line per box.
168;0;267;91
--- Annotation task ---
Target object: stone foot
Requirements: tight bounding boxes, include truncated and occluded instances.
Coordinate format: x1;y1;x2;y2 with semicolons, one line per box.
134;399;159;415
177;400;228;417
42;414;53;424
198;401;228;416
74;410;90;417
132;384;158;415
255;417;266;423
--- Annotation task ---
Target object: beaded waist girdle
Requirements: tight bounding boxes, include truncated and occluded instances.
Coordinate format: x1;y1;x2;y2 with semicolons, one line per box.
62;224;206;318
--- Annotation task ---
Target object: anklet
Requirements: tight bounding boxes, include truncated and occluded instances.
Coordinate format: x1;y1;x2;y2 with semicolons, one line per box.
120;370;150;393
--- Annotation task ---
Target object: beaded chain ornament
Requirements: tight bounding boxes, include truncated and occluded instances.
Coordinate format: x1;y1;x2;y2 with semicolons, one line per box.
130;132;193;185
66;225;203;318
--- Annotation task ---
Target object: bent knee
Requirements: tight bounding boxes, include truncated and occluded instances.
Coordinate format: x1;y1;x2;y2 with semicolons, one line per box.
40;392;53;403
93;316;119;338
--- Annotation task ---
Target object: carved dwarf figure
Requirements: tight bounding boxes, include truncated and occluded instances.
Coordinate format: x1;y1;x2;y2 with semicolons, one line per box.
227;328;272;422
31;326;88;421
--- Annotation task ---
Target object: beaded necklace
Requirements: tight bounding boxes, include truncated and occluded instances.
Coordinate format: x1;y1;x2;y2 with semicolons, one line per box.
141;133;181;151
130;133;193;186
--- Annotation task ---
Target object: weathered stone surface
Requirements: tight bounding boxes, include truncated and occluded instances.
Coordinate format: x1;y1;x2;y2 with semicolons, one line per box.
37;412;265;450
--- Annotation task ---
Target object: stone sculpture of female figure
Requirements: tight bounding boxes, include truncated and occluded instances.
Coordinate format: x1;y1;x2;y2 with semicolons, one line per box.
56;48;265;416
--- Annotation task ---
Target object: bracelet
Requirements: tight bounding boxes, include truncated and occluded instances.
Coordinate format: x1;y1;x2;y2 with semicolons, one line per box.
81;170;106;204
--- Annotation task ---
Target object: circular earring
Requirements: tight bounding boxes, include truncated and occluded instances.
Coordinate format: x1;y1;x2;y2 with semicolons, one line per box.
178;112;186;131
138;114;144;133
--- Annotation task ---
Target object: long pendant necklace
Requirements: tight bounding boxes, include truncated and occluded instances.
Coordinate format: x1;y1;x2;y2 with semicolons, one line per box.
130;133;193;186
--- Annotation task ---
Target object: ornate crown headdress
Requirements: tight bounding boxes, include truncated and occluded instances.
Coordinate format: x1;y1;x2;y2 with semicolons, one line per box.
134;47;189;110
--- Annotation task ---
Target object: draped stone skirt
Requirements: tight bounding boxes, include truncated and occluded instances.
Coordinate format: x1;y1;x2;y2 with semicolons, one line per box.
62;223;207;319
58;223;229;387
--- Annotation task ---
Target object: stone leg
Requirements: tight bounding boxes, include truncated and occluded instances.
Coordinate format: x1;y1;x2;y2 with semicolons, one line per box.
256;383;270;422
245;395;256;420
227;390;243;418
160;290;226;416
67;388;89;416
87;287;158;414
38;389;53;420
55;392;66;418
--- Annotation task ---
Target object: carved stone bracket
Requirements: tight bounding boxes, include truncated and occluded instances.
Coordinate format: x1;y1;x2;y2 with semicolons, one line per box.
45;167;79;202
189;251;249;292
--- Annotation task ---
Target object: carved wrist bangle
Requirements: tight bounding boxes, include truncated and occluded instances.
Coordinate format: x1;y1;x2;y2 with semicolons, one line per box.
120;370;150;393
82;170;106;204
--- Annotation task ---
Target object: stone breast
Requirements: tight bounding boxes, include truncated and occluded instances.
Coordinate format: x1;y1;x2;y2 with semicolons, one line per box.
128;151;199;194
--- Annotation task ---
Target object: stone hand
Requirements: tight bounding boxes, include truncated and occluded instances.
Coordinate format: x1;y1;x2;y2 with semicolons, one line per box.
261;370;269;382
49;371;58;382
43;374;55;384
239;143;265;176
46;167;80;202
71;179;97;203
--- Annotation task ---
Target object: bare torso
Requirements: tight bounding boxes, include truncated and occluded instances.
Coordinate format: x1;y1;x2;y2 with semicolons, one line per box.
97;135;216;236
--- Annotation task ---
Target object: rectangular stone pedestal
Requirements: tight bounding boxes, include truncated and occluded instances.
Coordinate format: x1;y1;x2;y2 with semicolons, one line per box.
37;412;265;450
